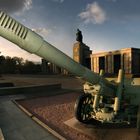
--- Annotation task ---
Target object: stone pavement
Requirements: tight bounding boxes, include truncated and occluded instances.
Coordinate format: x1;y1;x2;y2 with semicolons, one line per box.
0;100;58;140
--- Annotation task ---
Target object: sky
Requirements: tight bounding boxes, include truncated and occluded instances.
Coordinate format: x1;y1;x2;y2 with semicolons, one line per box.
0;0;140;62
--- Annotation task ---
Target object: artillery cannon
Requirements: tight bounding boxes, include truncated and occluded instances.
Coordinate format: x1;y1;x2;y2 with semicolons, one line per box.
0;11;140;132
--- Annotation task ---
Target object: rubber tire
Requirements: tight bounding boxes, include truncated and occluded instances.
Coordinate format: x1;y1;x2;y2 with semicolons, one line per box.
137;105;140;135
74;94;93;124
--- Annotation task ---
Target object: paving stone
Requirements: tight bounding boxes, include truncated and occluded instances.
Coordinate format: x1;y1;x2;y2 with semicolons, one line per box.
3;130;26;140
0;120;16;132
0;101;58;140
0;107;7;114
19;126;45;140
28;123;51;137
41;135;58;140
14;117;35;128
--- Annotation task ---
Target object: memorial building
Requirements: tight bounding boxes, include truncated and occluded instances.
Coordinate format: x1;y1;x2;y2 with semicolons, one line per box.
90;48;140;75
42;29;140;75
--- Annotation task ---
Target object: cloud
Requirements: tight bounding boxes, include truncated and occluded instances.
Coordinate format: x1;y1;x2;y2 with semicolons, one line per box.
32;28;51;37
51;0;64;3
79;2;107;24
0;0;32;13
107;0;117;2
0;37;41;62
24;0;32;10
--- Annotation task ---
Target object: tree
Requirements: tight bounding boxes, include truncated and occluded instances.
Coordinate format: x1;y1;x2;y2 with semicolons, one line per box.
2;56;16;73
20;60;41;74
0;55;5;73
0;54;41;74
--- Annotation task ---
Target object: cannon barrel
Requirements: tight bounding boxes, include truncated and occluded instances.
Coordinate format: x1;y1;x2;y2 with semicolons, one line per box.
0;11;115;95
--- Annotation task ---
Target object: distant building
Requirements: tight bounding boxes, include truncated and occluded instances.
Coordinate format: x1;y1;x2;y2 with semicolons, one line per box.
41;29;140;75
91;48;140;74
41;59;68;75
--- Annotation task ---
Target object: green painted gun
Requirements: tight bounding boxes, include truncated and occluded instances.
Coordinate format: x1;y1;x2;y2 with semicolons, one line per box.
0;11;114;95
0;11;103;84
0;11;140;132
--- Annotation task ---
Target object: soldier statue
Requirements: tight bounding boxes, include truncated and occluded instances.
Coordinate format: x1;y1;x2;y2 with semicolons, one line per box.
76;28;83;43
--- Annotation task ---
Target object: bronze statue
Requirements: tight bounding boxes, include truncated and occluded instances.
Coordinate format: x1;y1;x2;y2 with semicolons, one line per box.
76;29;83;43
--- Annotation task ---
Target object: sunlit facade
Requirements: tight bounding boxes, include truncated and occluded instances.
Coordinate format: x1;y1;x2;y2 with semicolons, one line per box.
91;48;140;75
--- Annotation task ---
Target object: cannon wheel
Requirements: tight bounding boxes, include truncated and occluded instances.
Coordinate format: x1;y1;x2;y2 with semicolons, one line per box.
137;104;140;135
74;94;94;123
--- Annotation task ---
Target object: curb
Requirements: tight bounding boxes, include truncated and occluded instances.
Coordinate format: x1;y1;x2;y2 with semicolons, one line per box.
13;100;67;140
0;84;61;96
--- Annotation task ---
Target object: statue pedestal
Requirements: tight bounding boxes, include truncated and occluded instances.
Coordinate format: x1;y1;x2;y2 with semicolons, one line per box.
73;42;92;69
